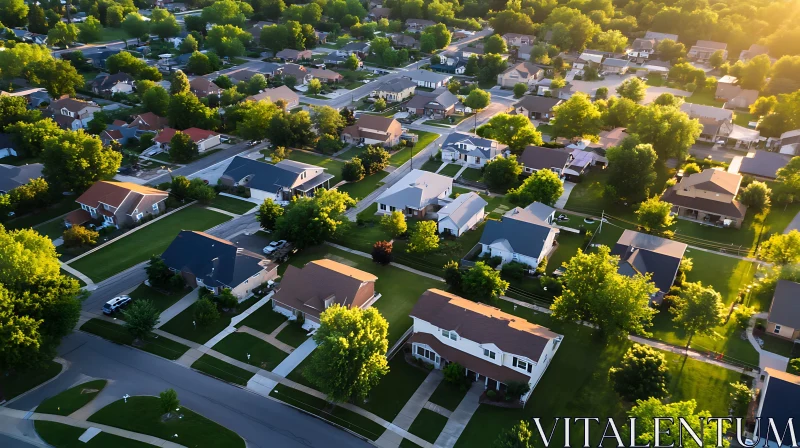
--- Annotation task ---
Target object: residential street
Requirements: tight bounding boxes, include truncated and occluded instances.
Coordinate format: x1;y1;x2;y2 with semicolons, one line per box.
8;332;371;448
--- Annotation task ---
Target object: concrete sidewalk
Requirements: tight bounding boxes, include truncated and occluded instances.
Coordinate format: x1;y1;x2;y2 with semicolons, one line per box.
60;263;96;291
271;338;318;377
434;385;482;448
155;288;200;329
375;370;442;447
0;407;184;448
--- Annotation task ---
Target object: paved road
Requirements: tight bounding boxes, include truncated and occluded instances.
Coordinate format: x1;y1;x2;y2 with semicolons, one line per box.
688;142;748;163
145;141;260;185
0;434;38;448
8;332;371;448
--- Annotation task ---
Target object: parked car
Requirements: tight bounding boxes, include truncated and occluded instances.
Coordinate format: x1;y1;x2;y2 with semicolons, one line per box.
263;240;288;254
102;295;132;315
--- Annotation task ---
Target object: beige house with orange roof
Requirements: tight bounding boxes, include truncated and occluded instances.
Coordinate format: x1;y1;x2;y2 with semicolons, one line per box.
64;181;169;229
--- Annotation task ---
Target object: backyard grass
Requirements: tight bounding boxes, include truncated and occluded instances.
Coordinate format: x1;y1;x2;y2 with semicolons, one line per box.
390;131;440;167
459;168;483;182
212;332;288;371
35;421;154;448
191;354;254;386
683;89;723;107
359;356;429;421
439;163;463;177
270;385;387;441
428;381;469;412
407;408;448;443
160;296;259;344
0;361;62;401
208;195;255;215
68;206;230;282
36;380;107;416
734;111;756;127
280;150;345;184
453;303;750;448
235;304;287;334
284;246;443;345
275;322;310;348
5;196;79;231
536;123;553;135
337;145;369;160
88;396;245;448
80;319;190;360
338;171;388;200
759;333;797;358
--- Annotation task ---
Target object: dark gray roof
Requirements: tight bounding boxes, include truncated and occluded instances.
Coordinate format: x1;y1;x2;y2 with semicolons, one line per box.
768;280;800;328
610;230;687;293
161;231;270;290
479;204;557;259
222;156;332;193
405;87;458;110
518;146;573;171
341;41;369;52
376;77;417;93
90;72;134;90
514;95;562;114
739;151;791;179
0;163;44;193
758;371;800;446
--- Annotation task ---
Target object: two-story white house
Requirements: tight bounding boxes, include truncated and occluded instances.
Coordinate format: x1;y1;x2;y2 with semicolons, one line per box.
48;97;101;130
409;288;563;404
375;169;452;218
478;202;559;267
440;132;506;168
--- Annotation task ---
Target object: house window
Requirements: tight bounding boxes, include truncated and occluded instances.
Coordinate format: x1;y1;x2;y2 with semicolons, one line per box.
379;204;387;211
416;345;438;363
483;348;496;360
152;203;159;212
136;213;144;221
774;324;782;334
441;330;458;341
513;357;533;373
103;215;114;223
389;206;396;212
475;157;481;164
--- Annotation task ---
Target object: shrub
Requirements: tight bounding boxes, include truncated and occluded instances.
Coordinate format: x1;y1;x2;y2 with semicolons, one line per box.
682;163;701;175
732;305;756;330
372;240;393;265
505;381;530;400
194;297;220;327
216;288;238;310
62;225;99;248
608;344;670;402
539;276;562;295
486;389;497;400
443;362;465;386
501;261;527;280
443;260;462;289
789;359;800;375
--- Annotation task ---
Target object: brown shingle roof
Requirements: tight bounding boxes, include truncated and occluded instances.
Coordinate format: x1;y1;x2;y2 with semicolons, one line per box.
661;188;747;218
272;259;378;321
411;289;560;362
679;169;741;195
518;146;573;171
75;181;167;209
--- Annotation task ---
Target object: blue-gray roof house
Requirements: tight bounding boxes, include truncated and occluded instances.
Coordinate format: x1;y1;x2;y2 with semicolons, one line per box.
161;231;277;298
753;368;800;447
220;156;333;203
478;202;559;267
441;132;506;168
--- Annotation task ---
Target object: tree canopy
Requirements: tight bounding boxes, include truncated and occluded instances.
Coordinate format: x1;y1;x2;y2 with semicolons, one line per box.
550;93;602;140
609;344;670;402
274;189;355;248
476;113;542;153
506;169;563;206
41;130;122;192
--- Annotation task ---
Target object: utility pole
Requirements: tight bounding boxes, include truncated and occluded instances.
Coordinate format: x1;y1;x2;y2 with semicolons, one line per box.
597;210;604;235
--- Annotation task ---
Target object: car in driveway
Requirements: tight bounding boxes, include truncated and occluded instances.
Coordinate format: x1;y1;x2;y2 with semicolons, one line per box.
103;295;132;315
263;240;287;255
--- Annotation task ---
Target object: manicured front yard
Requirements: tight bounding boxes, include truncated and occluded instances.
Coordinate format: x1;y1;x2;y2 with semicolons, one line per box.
407;408;449;443
423;112;473;127
439;163;462;177
419;158;442;172
428;381;469;412
284;246;443;345
80;319;190;360
208;195;256;215
270;385;387;441
275;322;310;348
123;284;186;318
360;356;429;421
36;379;107;416
68;206;230;282
684;89;723;107
160;296;259;344
459;168;483;182
235;304;287;334
280;150;345;184
191;354;254;386
36;219;68;240
390;131;440;167
0;361;62;401
35;421;153;448
88;396;245;448
213;332;288;371
338;171;388;200
453;303;750;448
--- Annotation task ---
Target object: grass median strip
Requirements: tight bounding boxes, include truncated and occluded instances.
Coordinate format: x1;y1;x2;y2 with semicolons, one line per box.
36;379;108;416
34;421;154;448
407;408;448;443
428;380;469;412
191;354;254;386
160;296;259;344
88;396;245;448
213;332;289;371
80;319;189;360
68;206;231;282
208;195;255;215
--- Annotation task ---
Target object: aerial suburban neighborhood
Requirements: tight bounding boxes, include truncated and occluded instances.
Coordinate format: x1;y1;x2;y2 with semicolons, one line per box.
1;0;800;447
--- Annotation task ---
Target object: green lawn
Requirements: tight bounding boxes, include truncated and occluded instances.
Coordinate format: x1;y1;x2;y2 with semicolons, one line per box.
191;354;254;386
337;145;369;160
88;396;245;448
407;408;448;443
684;89;723;107
36;219;68;240
235;304;287;335
419;158;442;172
36;380;107;416
439;163;462;177
81;319;190;360
536;123;553;135
428;381;469;412
453;302;750;448
459;168;483;182
760;333;797;357
390;131;440;167
423;112;473;127
359;356;429;421
5;197;79;231
338;171;388;201
35;421;153;448
208;195;255;215
279;150;345;184
275;322;310;348
284;246;443;345
160;296;259;344
123;284;186;319
68;206;230;282
97;27;130;43
270;385;386;441
400;439;424;448
734;111;756;127
0;361;62;402
646;76;665;87
565;166;673;220
213;332;288;370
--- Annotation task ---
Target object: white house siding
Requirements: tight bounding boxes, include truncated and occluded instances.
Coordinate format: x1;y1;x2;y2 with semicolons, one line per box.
112;83;134;94
480;228;556;266
198;135;222;152
249;188;282;203
438;209;484;237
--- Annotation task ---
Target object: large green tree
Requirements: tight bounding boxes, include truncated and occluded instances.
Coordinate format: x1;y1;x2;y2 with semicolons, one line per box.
201;0;253;27
461;261;510;302
46;22;79;47
169;131;199;163
759;230;800;265
636;197;675;235
550;246;657;339
305;305;389;402
476;113;542;153
167;92;216;130
608;344;670;402
670;282;725;349
0;0;28;27
257;198;283;231
616;77;648;103
483;155;522;192
41;130;122;192
274;189;355;248
507;169;563;206
150;7;181;39
142;86;170;116
628;105;701;160
550;93;602;140
606;139;657;201
311;105;345;137
408;221;439;254
7;118;63;158
28;58;84;98
493;420;533;448
121;13;150;42
627;398;727;448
